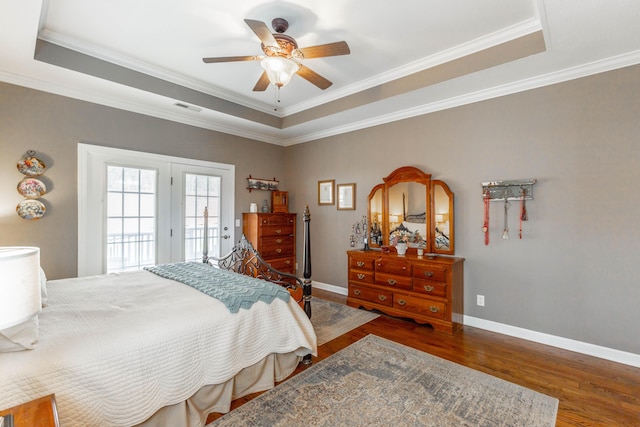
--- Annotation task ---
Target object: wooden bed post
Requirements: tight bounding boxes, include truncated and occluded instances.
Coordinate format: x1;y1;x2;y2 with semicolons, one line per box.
302;205;312;318
302;205;313;365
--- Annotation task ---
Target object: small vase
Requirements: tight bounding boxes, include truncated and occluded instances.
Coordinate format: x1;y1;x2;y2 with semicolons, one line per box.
396;242;407;256
261;199;269;213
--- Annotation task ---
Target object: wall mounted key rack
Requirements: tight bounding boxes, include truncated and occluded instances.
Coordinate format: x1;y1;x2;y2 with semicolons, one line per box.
481;178;537;243
481;178;537;201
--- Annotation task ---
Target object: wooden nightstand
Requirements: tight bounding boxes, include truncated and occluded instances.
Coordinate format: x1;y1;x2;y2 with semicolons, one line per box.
0;395;59;427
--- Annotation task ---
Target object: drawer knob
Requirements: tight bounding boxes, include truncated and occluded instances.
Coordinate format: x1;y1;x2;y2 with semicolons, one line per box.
357;273;366;280
276;238;282;243
398;299;407;306
378;295;387;301
275;248;282;253
387;279;396;285
424;271;434;277
424;285;434;292
354;289;361;296
357;261;365;267
275;229;282;234
284;260;291;265
430;306;439;313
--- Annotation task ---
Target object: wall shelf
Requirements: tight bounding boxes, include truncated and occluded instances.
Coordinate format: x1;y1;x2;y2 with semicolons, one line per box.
247;175;278;192
482;178;536;201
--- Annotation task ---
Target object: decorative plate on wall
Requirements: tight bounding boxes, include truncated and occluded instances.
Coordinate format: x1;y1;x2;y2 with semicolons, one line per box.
17;178;47;199
16;199;46;220
17;155;46;176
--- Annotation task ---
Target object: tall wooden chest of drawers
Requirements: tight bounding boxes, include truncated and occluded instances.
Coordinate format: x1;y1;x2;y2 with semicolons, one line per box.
347;250;464;334
243;213;296;274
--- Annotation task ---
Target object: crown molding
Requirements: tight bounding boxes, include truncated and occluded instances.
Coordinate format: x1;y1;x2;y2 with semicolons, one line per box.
278;18;543;116
37;29;280;116
0;69;285;145
280;49;640;145
3;49;639;147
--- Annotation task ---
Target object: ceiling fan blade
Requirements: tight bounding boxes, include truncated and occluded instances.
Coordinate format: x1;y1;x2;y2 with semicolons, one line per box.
297;41;350;59
244;19;278;48
202;55;258;63
252;72;270;91
297;65;332;90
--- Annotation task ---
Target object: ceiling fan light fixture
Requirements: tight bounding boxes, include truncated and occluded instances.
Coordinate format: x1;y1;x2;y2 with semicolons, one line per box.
260;56;300;88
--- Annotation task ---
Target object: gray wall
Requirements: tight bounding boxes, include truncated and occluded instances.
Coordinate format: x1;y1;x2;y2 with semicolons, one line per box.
1;64;639;356
284;64;640;355
0;82;287;280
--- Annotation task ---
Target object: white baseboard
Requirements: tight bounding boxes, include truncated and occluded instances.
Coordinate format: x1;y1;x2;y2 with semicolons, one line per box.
311;281;640;368
313;281;348;296
464;315;640;368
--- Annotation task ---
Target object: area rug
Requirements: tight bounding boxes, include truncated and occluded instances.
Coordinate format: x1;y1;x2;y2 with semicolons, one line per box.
311;298;379;345
210;334;559;427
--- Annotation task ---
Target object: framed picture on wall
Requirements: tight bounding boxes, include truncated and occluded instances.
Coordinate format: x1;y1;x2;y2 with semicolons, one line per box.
337;183;356;210
318;180;335;205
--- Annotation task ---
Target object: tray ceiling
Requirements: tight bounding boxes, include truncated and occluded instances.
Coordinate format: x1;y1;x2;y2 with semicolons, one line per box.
1;0;639;145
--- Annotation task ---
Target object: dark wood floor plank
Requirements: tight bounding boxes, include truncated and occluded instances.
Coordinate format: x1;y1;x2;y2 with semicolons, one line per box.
207;289;640;426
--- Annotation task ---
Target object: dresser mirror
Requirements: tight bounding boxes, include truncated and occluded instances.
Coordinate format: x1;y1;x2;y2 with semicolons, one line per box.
432;180;454;252
367;166;454;255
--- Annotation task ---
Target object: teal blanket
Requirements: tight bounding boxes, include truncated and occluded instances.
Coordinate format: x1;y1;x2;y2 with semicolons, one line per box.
144;262;290;313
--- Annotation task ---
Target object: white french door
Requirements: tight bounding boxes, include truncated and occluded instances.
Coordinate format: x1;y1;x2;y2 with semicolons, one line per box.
78;144;234;276
170;163;234;262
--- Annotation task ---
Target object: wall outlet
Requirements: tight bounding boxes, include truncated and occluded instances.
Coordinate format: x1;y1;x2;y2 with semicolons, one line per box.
477;295;485;306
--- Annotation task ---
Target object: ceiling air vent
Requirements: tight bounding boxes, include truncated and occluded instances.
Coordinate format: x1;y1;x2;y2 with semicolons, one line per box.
174;102;202;112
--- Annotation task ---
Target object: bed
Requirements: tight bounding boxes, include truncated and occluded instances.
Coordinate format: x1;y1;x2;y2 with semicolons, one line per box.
0;207;316;427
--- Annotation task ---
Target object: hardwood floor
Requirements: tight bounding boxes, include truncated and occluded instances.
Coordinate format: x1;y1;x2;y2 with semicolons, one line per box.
208;288;640;426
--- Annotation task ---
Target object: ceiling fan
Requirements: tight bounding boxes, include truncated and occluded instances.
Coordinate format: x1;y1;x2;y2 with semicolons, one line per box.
202;18;350;91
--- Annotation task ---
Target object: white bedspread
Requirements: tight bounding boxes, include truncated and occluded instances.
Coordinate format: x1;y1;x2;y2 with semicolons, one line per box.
0;270;316;426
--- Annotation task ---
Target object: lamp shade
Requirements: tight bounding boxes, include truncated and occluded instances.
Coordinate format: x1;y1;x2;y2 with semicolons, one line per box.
260;57;300;88
0;247;41;330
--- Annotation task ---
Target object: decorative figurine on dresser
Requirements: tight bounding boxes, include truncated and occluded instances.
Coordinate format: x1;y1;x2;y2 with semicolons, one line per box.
243;191;296;275
347;166;464;334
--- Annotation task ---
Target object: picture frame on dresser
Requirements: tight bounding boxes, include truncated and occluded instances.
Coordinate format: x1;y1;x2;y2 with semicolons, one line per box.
318;180;334;205
337;183;356;210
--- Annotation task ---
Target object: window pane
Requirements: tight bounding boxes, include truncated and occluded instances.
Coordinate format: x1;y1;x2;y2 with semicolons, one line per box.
139;169;156;193
123;193;139;217
140;193;155;217
185;195;197;217
185;174;196;195
140;218;155;234
123;168;139;192
209;177;221;197
107;192;122;217
108;166;123;191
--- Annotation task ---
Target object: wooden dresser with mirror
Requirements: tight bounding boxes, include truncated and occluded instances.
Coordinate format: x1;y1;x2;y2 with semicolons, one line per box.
347;166;464;334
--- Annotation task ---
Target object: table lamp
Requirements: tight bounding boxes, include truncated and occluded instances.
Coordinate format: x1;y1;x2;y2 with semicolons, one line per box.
0;247;41;331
